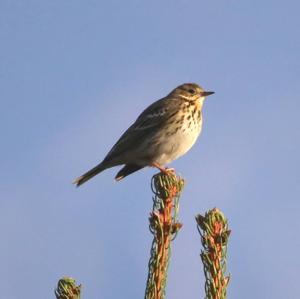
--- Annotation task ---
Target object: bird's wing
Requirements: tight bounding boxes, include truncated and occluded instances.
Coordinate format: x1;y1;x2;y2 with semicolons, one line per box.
103;97;177;162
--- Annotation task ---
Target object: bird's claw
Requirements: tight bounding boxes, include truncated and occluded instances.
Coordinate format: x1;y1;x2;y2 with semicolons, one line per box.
151;162;175;176
161;167;175;175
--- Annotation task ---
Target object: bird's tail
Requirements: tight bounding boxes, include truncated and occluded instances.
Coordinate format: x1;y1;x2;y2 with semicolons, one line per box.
73;163;107;187
115;164;144;181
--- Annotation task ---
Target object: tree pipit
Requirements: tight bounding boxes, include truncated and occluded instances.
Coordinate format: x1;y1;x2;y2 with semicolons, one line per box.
74;83;214;186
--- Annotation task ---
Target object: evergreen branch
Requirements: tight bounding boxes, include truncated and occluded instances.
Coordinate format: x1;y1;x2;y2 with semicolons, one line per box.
55;277;81;299
145;171;185;299
196;208;231;299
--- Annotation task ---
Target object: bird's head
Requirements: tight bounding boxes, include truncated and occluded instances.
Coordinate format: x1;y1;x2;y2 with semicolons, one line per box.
170;83;214;105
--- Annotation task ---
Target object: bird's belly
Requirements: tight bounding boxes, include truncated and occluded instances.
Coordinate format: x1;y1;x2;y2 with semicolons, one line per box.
154;124;202;165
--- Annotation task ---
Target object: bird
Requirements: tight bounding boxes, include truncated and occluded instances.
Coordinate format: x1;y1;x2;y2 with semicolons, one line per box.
73;83;214;186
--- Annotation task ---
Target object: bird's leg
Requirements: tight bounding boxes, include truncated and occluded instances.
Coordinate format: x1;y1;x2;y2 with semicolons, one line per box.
151;162;175;175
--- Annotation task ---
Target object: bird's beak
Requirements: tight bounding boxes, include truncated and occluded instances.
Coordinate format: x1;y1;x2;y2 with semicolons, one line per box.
201;91;215;97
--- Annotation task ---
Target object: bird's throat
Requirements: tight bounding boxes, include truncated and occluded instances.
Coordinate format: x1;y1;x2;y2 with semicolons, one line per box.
196;97;205;110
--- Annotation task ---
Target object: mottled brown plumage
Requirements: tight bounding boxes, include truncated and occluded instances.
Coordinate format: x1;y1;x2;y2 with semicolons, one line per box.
73;83;214;186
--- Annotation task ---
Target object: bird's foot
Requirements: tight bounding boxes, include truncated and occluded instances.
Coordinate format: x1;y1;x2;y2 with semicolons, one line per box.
151;162;175;176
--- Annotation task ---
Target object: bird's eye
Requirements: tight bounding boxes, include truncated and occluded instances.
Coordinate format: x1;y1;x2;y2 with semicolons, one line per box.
188;89;195;94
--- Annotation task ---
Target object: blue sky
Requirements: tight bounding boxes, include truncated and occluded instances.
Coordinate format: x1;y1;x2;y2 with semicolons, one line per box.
1;0;300;298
